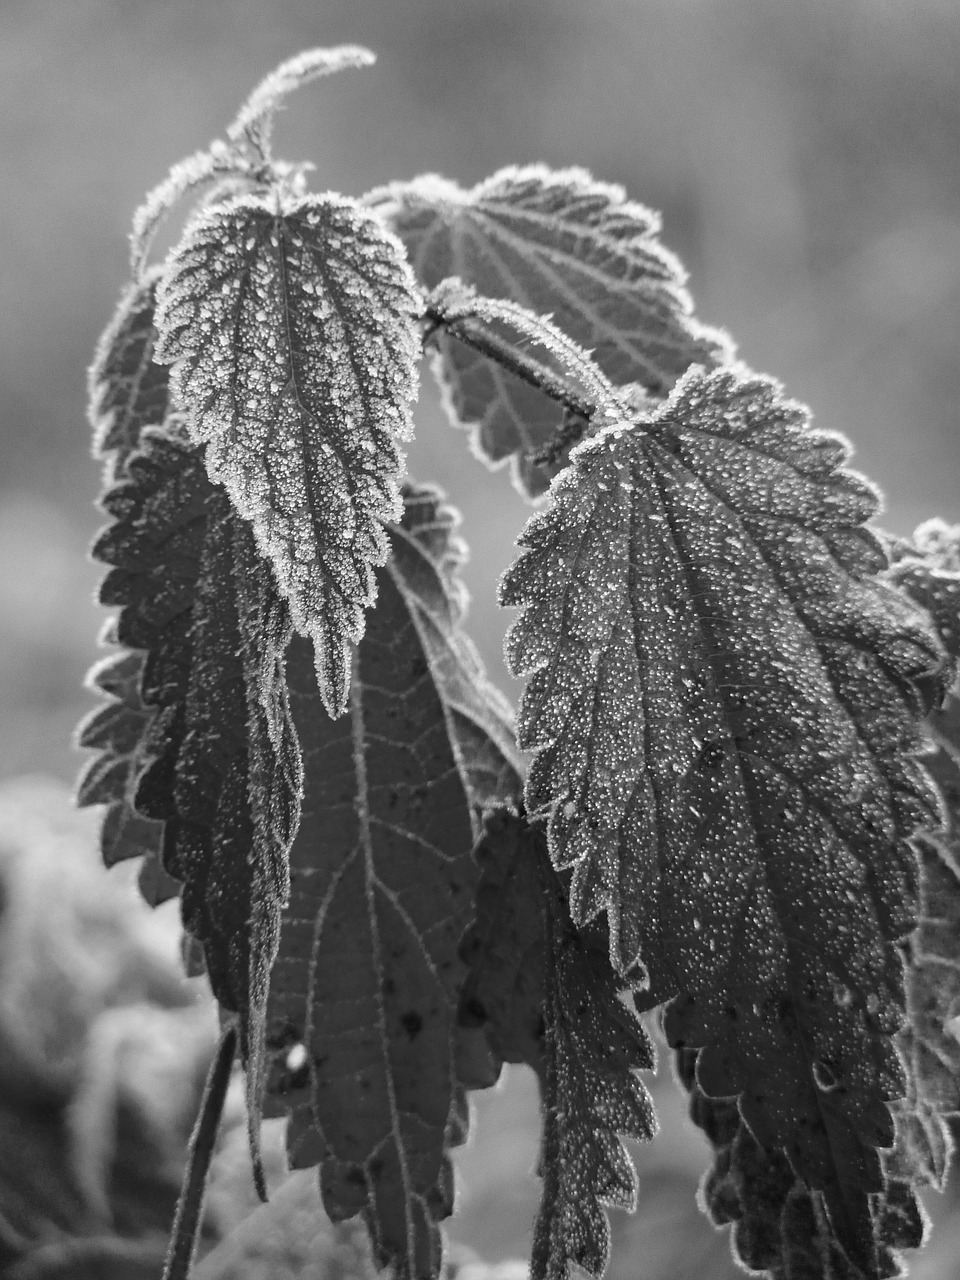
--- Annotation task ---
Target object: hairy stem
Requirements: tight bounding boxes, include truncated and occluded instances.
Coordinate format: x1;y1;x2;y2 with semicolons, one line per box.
422;308;598;422
162;1022;238;1280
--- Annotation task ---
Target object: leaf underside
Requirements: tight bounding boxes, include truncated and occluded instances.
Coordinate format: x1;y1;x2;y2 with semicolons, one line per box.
90;426;301;1124
155;192;421;716
501;363;948;1271
263;485;518;1280
379;165;732;495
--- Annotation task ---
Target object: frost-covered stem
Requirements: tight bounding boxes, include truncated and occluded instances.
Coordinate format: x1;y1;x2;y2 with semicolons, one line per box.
423;309;598;421
163;1023;238;1280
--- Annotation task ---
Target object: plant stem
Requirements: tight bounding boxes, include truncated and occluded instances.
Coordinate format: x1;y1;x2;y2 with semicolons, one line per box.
162;1022;238;1280
422;309;598;422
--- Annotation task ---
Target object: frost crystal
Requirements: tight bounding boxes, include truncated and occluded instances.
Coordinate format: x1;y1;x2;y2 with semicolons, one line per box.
155;193;421;716
501;362;948;1268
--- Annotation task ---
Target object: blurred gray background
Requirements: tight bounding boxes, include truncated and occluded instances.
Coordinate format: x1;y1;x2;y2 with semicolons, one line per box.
2;0;959;782
1;4;959;1276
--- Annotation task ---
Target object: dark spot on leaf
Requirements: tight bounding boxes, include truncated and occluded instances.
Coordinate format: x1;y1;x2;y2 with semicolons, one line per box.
400;1010;423;1040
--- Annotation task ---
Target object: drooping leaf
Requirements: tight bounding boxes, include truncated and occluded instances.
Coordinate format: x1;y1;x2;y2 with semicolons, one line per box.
531;824;657;1280
91;425;301;1157
377;166;732;495
263;484;519;1280
154;193;421;716
227;45;376;155
500;363;949;1270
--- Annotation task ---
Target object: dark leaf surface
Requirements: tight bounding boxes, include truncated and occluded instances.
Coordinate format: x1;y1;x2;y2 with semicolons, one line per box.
379;165;731;495
155;193;420;715
501;364;947;1268
458;807;546;1074
90;427;301;1121
264;486;518;1280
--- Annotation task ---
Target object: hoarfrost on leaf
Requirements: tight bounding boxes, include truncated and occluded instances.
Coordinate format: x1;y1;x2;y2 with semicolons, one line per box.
378;165;733;495
154;193;421;716
263;485;519;1280
500;362;949;1271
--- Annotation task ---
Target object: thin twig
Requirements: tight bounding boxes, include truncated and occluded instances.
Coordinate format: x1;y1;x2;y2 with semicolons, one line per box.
162;1022;238;1280
422;308;598;422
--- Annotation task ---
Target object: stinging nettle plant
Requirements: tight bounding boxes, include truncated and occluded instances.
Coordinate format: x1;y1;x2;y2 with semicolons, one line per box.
76;45;960;1280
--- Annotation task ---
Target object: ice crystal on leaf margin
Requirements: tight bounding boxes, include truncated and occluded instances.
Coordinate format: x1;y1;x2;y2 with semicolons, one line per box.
500;362;949;1273
375;164;733;495
263;486;520;1280
154;192;422;717
89;424;301;1182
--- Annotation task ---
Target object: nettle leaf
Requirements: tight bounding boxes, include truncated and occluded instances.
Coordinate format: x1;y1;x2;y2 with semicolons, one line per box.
264;485;519;1280
154;192;421;716
377;165;732;495
458;807;657;1280
91;425;301;1147
501;363;948;1270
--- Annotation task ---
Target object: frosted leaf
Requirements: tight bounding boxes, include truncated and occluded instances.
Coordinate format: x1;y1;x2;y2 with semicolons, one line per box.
228;45;376;155
263;484;518;1280
378;166;733;496
91;425;301;1164
88;269;170;468
155;193;421;716
130;140;250;280
500;363;948;1270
